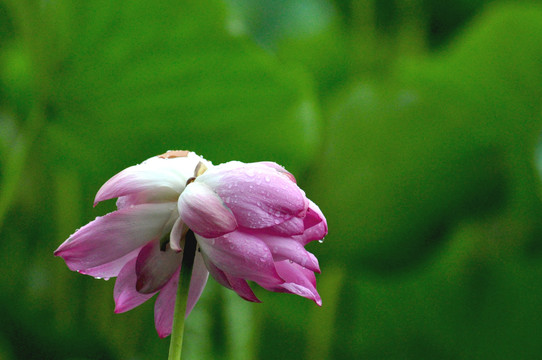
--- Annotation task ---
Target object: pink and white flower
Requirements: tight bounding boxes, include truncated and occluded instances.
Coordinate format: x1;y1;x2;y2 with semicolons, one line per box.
54;150;327;338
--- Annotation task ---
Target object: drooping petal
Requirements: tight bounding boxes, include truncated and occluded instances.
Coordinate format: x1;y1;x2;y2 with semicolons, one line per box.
186;251;210;315
201;253;233;289
258;233;320;273
261;260;322;306
114;258;156;313
79;247;141;278
169;217;186;251
202;253;260;302
153;254;210;338
135;240;182;294
154;268;180;338
225;274;261;302
54;203;176;271
196;231;284;286
197;162;307;229
94;153;206;206
177;182;237;238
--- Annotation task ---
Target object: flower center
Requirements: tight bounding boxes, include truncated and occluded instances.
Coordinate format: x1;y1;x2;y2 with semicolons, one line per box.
161;161;209;252
186;161;208;185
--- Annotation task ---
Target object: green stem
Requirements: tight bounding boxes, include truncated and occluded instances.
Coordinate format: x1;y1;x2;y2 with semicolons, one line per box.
168;230;197;360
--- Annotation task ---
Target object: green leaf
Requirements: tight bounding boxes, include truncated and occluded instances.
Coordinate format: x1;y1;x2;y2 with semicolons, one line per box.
311;2;542;272
41;0;321;189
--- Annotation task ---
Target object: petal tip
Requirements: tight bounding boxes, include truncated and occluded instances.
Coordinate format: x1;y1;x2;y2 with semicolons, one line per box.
157;330;171;339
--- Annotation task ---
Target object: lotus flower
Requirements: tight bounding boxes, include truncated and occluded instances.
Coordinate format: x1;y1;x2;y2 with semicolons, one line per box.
54;150;327;337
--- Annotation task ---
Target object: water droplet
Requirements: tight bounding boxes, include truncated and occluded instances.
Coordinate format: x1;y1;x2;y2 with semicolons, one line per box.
318;239;324;243
265;176;270;182
259;256;266;262
274;219;281;224
103;277;110;281
94;276;102;280
288;260;294;264
257;201;262;207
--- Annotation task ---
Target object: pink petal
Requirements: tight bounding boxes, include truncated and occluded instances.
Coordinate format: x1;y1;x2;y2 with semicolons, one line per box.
261;217;305;236
135;240;182;294
202;253;233;289
54;203;177;271
304;200;327;232
79;247;141;278
225;274;261;302
94;154;205;206
257;233;320;273
186;252;210;315
254;161;297;183
295;222;327;245
292;200;328;245
153;254;210;338
169;217;186;251
196;231;284;286
197;162;307;229
202;253;260;302
114;258;156;313
263;260;321;306
177;182;238;238
154;269;180;338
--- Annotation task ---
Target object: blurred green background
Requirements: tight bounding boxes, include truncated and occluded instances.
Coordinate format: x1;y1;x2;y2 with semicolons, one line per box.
1;0;542;359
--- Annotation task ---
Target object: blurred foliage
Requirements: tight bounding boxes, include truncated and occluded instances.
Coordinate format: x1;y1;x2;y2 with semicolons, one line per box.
1;0;542;359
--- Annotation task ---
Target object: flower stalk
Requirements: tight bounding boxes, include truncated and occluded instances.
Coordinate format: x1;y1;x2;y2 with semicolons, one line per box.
168;230;197;360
